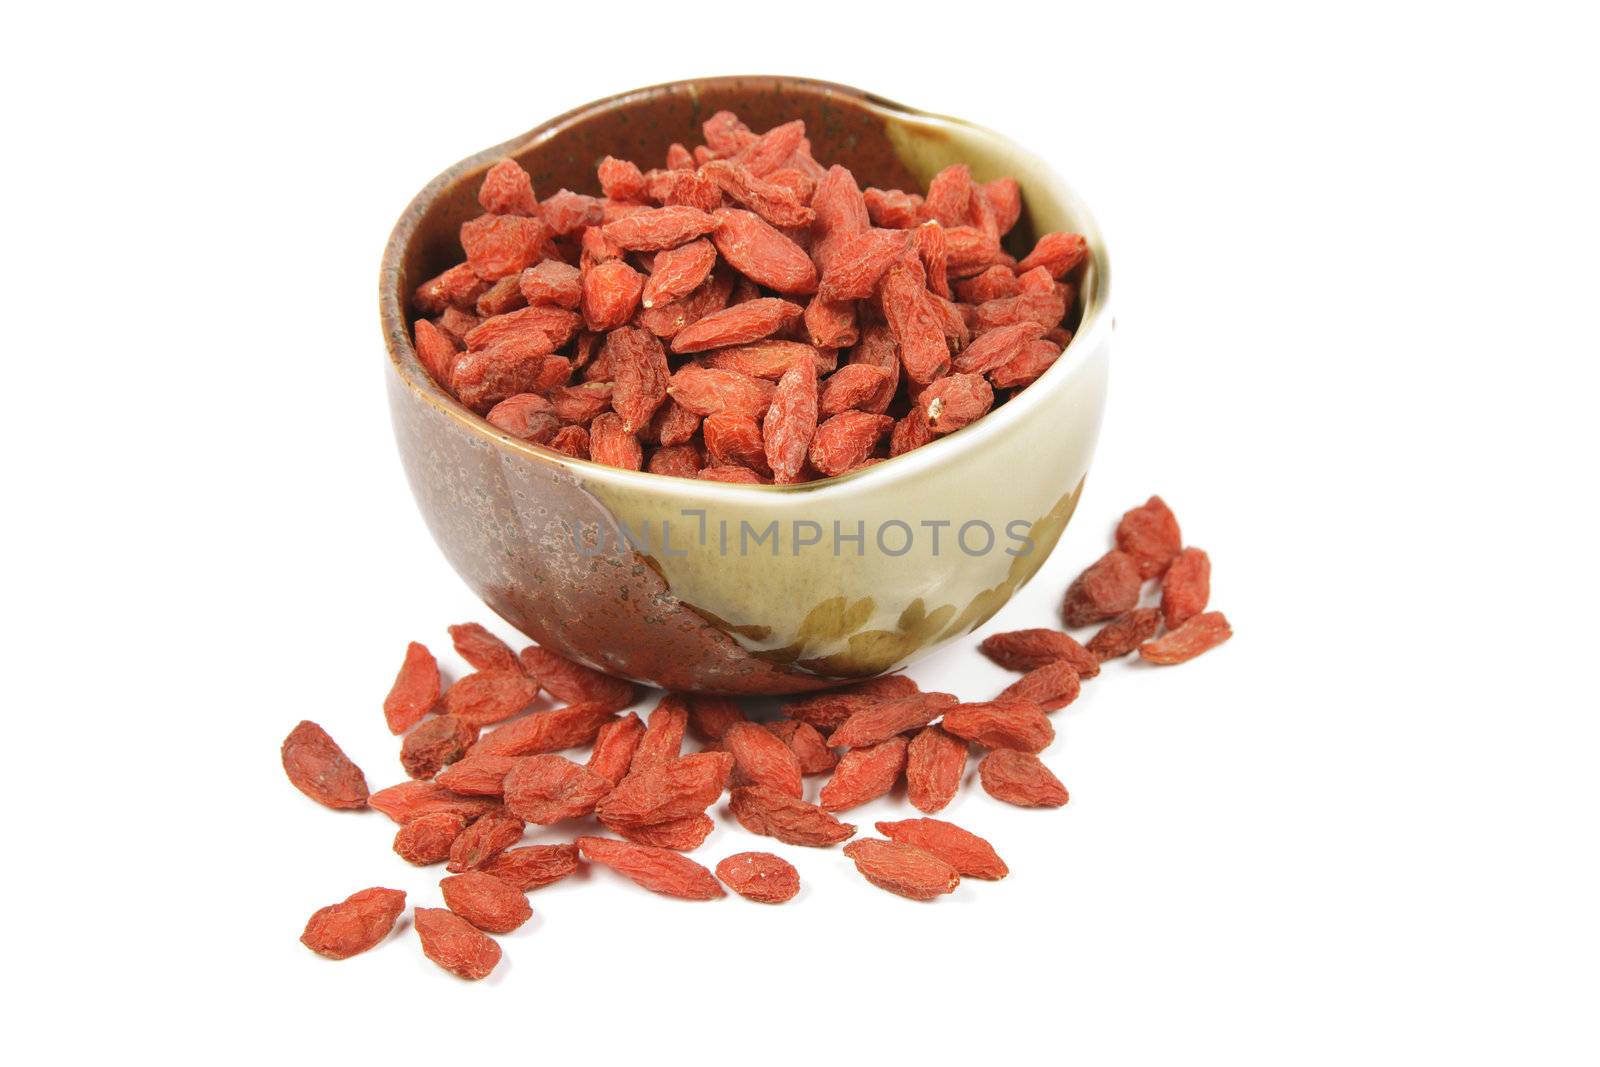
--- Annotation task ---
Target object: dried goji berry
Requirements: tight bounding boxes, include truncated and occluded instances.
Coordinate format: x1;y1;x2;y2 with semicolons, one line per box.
701;159;814;228
715;852;800;903
630;693;689;772
594;751;733;828
576;837;725;900
415;261;489;314
762;353;818;483
864;187;924;229
807;411;892;477
1017;232;1089;278
640;238;717;310
819;736;909;812
443;669;539;728
1139;611;1232;664
613;814;714;851
581;260;644;332
764;718;839;774
722;721;804;798
879;261;950;384
393;811;466;866
977;749;1069;808
826;691;958;749
905;725;968;814
711;209;817;294
597;155;647;202
842;839;960;900
667;366;777;419
670;298;804;355
920;373;994;434
685;695;746;743
413;906;501;980
502;754;613;824
282;721;369;810
368;780;501;824
471;702;619;758
440;871;533;934
586;711;644;785
517;646;635;711
485;394;558;442
952;321;1047;376
401;715;479;780
384;642;440;735
876;818;1008;880
1086;607;1162;661
300;888;406;960
478;158;538;216
942;698;1055;753
1062;550;1144;629
480;842;580;891
518;259;582;309
728;785;856;846
444;812;524;873
412;319;460;387
704;340;827;381
1116;497;1184;579
460;213;545;281
1161;547;1211;628
989;337;1064;390
979;627;1101;677
998;660;1081;712
434;753;517;795
603;205;717;251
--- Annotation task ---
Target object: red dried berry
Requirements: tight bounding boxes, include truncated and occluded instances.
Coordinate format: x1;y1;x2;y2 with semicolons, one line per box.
460;213;545;280
631;693;690;772
842;839;961;900
586;711;645;785
722;721;804;798
518;260;582;309
764;718;839;774
1161;547;1211;628
440;871;533;934
517;645;636;710
979;628;1101;677
480;843;580;891
716;852;800;903
478;158;538;216
906;725;968;814
920;373;994;434
434;753;518;796
1086;608;1163;661
702;159;815;228
704;340;827;381
581;259;644;332
819;736;909;812
1016;232;1089;278
597;155;647;202
826;692;958;749
282;721;368;810
471;702;620;758
413;907;501;980
393;811;466;866
576;837;725;900
1140;611;1232;664
594;751;733;828
443;669;539;728
605;326;670;434
977;749;1069;807
368;780;501;824
711;209;818;294
809;411;893;477
685;695;747;743
876;818;1008;880
300;888;406;960
728;785;857;846
603;205;718;251
401;715;479;780
1117;496;1184;579
384;642;440;735
502;755;613;824
879;261;950;385
763;353;819;483
447;623;520;673
670;298;804;355
613;814;715;851
446;812;525;872
941;699;1055;754
1063;550;1144;629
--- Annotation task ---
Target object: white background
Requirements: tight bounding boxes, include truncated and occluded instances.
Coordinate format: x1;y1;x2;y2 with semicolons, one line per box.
5;2;1596;1063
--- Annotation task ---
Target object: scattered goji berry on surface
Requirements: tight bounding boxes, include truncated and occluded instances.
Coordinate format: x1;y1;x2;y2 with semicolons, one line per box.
1139;611;1232;664
480;843;581;891
1086;608;1162;661
978;750;1069;808
576;837;725;900
393;812;467;866
842;839;961;900
413;907;502;980
715;852;801;903
875;818;1008;880
441;871;533;934
300;888;406;960
728;786;857;847
1062;551;1144;628
384;642;440;735
1161;547;1212;629
282;721;368;810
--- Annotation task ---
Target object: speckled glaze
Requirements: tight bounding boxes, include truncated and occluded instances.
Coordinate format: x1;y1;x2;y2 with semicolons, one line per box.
380;76;1112;694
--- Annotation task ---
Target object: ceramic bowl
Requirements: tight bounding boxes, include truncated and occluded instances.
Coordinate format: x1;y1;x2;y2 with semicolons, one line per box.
380;75;1111;694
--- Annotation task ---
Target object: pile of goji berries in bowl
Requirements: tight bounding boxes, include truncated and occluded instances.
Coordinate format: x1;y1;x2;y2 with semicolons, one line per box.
285;495;1231;980
405;110;1089;483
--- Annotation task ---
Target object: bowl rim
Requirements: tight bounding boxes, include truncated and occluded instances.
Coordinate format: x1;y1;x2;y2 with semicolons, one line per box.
379;74;1112;498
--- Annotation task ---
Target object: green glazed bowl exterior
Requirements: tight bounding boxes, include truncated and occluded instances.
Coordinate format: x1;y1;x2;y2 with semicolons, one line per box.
380;76;1112;694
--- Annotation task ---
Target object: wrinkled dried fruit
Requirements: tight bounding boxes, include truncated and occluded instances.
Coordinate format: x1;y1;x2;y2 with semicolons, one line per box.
471;701;619;758
716;852;800;903
515;646;635;710
384;642;440;734
809;411;893;477
722;721;804;798
434;753;518;795
613;814;715;851
764;718;839;774
905;725;968;814
671;298;804;355
282;721;369;810
1161;547;1211;628
606;326;670;434
393;811;466;866
998;660;1081;712
300;887;406;960
401;715;479;779
1017;232;1089;278
461;213;544;280
826;691;957;749
413;907;501;980
979;628;1101;678
603;205;717;251
1140;611;1232;664
480;843;580;891
502;755;613;824
711;209;817;294
842;839;960;900
1062;550;1144;628
595;751;733;828
978;749;1069;807
728;785;857;846
576;837;725;900
763;352;818;483
631;693;690;771
819;736;908;812
920;373;994;434
942;699;1055;753
1086;608;1162;661
443;669;540;727
876;818;1008;880
446;812;525;872
685;695;746;742
587;712;644;785
441;871;533;933
368;780;502;824
1116;496;1183;579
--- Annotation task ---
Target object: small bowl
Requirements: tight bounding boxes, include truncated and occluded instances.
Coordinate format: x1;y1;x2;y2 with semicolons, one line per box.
380;75;1111;694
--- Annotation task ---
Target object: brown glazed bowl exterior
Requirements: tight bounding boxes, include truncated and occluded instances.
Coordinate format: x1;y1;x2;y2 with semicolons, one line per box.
380;76;1112;694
